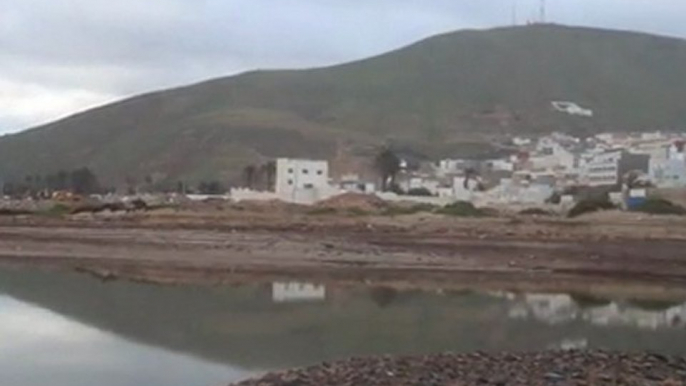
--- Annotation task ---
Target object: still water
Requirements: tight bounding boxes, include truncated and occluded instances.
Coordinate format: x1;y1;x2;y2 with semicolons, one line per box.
1;267;686;386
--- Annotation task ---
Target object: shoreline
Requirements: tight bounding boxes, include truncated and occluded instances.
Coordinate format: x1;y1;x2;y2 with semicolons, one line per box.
231;350;686;386
1;209;686;300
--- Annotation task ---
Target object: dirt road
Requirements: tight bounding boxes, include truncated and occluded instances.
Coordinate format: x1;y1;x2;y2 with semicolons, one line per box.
1;209;686;298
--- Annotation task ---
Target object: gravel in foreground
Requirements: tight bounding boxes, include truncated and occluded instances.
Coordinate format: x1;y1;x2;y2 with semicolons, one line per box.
232;351;686;386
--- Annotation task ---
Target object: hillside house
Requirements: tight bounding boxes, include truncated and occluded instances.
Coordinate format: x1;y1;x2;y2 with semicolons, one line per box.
275;158;332;204
339;173;376;194
528;136;577;172
651;159;686;188
580;150;649;187
551;101;594;117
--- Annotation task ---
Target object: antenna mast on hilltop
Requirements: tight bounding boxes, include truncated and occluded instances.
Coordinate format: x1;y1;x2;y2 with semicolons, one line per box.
539;0;547;23
511;0;518;25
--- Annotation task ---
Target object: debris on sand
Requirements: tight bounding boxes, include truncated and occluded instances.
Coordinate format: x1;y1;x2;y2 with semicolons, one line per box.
231;200;309;214
316;193;389;212
232;350;686;386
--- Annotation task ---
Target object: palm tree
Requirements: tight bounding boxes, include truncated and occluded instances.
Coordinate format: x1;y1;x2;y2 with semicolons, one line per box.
242;165;257;189
265;161;277;191
374;147;401;191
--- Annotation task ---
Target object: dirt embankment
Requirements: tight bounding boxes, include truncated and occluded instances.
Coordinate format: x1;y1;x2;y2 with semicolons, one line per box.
1;205;686;297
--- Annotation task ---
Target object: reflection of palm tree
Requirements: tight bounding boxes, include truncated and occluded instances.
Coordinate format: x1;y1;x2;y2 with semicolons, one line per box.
569;292;612;309
369;286;398;308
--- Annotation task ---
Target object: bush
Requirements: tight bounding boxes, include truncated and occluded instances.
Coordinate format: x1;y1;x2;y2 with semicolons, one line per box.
567;198;616;218
545;192;562;205
519;208;554;216
306;207;337;215
382;203;437;216
347;208;370;216
632;198;686;215
627;298;686;311
0;208;33;216
438;201;487;217
44;203;71;217
406;187;433;197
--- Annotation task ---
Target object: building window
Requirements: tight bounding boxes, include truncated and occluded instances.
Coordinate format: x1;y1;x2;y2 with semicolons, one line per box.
288;179;293;185
317;170;323;175
303;183;314;189
288;168;293;174
302;169;309;174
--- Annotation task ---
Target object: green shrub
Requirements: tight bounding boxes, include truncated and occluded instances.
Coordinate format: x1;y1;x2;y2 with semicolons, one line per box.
438;201;487;217
627;298;685;311
569;292;612;308
383;203;437;216
406;187;433;197
519;208;554;216
632;198;686;215
0;208;33;216
44;203;71;217
347;207;370;216
567;198;616;218
306;207;337;215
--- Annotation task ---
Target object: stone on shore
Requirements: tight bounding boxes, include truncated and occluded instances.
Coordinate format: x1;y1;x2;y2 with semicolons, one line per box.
232;351;686;386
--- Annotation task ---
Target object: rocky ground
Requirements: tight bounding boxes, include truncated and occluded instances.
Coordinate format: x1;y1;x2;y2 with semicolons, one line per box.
1;202;686;298
232;351;686;386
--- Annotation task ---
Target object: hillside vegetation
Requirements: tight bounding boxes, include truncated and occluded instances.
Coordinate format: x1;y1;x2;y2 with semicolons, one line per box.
1;24;686;185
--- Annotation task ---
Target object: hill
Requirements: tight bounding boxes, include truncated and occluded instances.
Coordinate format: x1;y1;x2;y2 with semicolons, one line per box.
1;24;686;186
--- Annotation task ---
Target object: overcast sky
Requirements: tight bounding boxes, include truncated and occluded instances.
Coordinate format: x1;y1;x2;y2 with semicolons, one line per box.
1;0;686;135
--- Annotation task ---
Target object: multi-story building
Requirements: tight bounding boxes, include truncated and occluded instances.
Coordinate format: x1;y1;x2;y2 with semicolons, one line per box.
528;136;577;172
275;158;331;203
651;159;686;188
650;141;686;187
580;149;649;187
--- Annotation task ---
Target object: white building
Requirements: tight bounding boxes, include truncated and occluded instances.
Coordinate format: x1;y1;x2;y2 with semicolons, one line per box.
436;159;474;177
512;137;532;146
529;136;576;171
580;150;649;187
452;175;481;201
339;173;376;194
551;101;593;117
481;179;554;205
402;176;440;195
651;159;686;188
580;149;623;186
668;141;686;161
484;159;515;172
275;158;332;204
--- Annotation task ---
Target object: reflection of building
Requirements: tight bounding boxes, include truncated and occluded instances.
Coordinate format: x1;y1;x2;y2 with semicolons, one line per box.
272;282;326;303
552;338;588;350
583;303;686;330
507;293;686;330
508;294;578;324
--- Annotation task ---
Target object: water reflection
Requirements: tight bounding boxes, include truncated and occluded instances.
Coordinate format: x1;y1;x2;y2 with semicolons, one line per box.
508;293;686;329
0;296;252;386
272;282;326;303
1;268;686;386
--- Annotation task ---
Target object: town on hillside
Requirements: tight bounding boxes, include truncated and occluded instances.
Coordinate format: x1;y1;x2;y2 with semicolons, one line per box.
2;130;686;214
230;130;686;212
